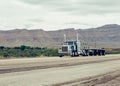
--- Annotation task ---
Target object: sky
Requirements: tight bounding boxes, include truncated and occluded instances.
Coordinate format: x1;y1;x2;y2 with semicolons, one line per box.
0;0;120;31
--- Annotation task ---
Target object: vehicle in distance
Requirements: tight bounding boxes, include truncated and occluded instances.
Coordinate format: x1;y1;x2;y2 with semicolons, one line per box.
59;40;105;57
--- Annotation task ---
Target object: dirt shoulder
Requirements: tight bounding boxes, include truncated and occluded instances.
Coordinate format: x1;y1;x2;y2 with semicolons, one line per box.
0;59;120;86
0;54;120;74
53;70;120;86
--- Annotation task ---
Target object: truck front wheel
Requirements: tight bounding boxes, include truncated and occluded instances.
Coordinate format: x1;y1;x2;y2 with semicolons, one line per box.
59;54;63;57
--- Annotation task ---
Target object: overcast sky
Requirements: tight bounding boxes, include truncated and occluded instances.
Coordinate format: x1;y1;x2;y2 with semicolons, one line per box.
0;0;120;31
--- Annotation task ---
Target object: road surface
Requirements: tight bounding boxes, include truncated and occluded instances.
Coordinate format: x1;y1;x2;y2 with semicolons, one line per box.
0;54;120;86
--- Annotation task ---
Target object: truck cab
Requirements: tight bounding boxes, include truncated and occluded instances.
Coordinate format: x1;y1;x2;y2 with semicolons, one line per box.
59;40;81;57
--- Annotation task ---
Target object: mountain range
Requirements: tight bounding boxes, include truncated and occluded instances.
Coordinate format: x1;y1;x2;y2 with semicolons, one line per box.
0;24;120;48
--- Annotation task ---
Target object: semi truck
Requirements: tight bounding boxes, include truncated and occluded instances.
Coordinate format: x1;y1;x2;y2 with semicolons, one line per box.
59;40;105;57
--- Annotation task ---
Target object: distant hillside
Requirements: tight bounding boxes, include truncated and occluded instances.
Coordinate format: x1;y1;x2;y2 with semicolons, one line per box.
0;24;120;48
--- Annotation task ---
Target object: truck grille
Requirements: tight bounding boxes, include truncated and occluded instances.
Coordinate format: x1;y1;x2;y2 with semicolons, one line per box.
62;46;68;52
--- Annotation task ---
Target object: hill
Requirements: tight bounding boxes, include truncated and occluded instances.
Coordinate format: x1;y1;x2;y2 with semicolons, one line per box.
0;24;120;48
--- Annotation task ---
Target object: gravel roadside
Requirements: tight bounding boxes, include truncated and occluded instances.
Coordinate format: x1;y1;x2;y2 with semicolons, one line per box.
0;54;120;74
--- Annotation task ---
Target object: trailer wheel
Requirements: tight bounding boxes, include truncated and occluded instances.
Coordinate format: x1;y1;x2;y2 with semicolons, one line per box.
89;52;93;56
98;50;102;56
102;50;105;56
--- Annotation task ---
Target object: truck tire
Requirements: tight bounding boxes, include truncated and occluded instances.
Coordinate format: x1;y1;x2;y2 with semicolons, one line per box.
89;52;93;56
98;50;102;56
59;54;63;57
102;50;105;56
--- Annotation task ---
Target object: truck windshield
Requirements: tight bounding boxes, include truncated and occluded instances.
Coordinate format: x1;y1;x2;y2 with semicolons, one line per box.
64;42;74;45
68;42;74;45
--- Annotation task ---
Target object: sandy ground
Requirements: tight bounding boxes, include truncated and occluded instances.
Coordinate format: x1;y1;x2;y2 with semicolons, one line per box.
61;70;120;86
0;54;120;86
0;54;120;74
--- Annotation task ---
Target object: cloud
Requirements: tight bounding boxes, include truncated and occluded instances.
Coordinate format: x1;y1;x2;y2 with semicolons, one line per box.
0;0;120;30
84;0;119;6
20;0;120;15
29;18;44;23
